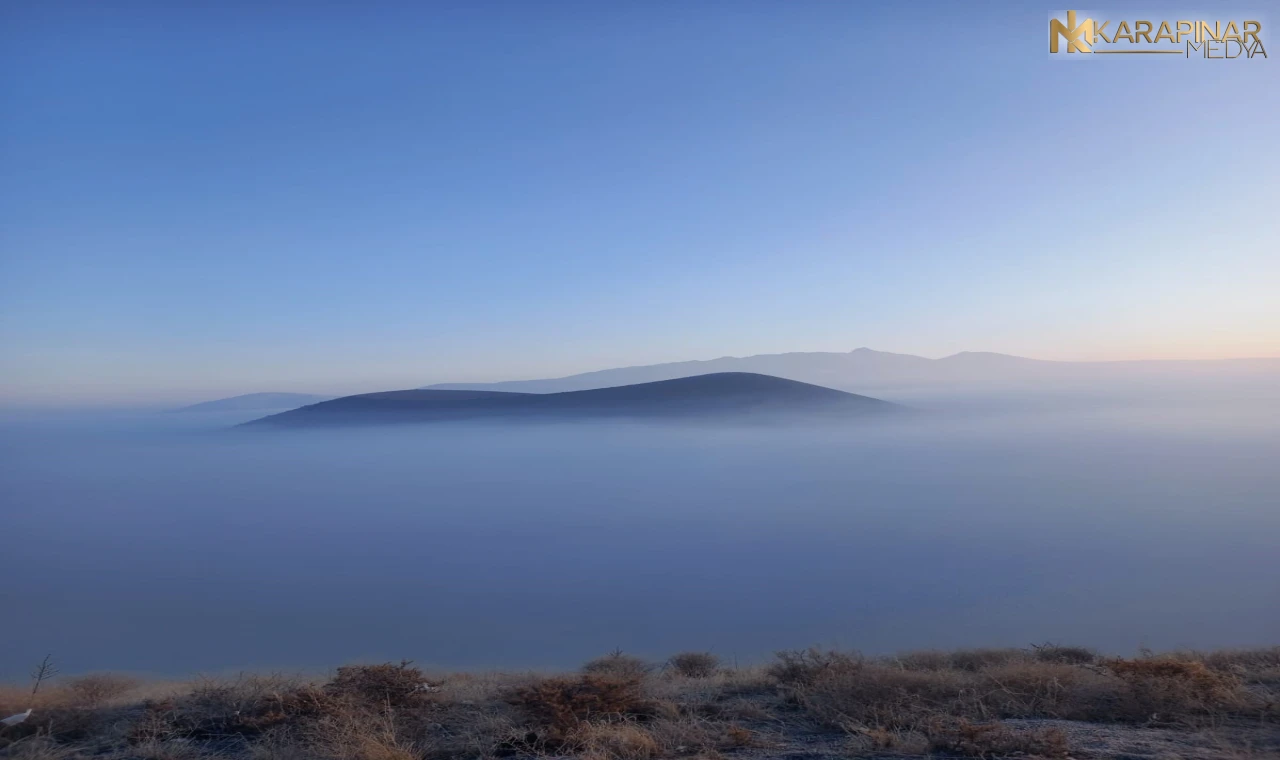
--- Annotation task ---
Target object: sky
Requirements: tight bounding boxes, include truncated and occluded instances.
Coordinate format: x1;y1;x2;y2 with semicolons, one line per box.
1;1;1278;405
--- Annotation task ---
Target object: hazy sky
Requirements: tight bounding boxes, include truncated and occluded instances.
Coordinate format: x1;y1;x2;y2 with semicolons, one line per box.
2;2;1277;404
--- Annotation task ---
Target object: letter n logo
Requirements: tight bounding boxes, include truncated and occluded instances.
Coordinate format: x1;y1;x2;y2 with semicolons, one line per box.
1050;11;1094;52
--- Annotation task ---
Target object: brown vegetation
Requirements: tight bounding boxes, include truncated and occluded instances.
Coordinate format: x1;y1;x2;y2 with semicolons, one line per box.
666;654;720;680
582;651;652;679
0;646;1276;759
926;719;1070;758
506;673;656;746
63;675;141;709
327;661;436;708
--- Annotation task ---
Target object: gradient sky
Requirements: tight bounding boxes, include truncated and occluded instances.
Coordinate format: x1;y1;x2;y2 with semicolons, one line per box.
2;2;1277;404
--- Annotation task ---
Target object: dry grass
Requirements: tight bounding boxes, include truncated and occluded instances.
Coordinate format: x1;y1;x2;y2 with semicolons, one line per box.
1101;656;1251;723
60;675;140;709
582;651;652;679
926;719;1070;758
1030;643;1098;665
326;662;434;709
306;705;420;760
567;720;661;760
667;653;720;679
767;648;864;686
1;646;1275;760
774;647;1274;735
505;673;656;746
1183;647;1280;687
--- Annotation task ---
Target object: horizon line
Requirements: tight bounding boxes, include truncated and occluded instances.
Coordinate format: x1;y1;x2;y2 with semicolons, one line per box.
3;348;1279;409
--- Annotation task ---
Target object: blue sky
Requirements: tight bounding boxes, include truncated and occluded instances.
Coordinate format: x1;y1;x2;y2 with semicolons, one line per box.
2;2;1277;404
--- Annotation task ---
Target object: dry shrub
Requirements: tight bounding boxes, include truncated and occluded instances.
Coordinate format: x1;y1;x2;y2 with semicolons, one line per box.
127;679;345;743
976;662;1113;719
893;649;1028;673
893;647;1095;671
892;650;953;671
786;662;966;731
583;651;651;679
307;705;419;760
425;671;532;705
767;649;863;686
783;647;1260;731
648;667;773;707
644;716;759;755
411;702;525;760
668;653;720;679
147;696;424;760
1031;644;1097;665
716;666;774;696
927;719;1070;758
184;673;308;714
232;686;349;734
643;716;717;753
844;725;929;755
245;728;316;760
978;658;1255;724
710;698;774;722
506;674;654;742
327;662;432;708
1106;657;1228;683
127;702;183;745
1193;647;1280;687
1103;657;1247;722
568;721;660;760
65;674;141;708
948;649;1028;673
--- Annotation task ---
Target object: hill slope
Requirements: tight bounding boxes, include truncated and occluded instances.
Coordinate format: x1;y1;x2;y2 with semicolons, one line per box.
173;392;334;412
244;373;899;428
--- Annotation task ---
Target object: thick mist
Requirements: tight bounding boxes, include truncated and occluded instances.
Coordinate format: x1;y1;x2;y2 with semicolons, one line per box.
2;395;1277;679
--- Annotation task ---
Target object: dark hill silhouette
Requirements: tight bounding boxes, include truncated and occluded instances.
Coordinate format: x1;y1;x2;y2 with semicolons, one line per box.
243;373;900;428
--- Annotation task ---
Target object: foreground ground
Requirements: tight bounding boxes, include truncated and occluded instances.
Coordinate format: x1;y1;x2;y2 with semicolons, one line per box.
1;646;1277;759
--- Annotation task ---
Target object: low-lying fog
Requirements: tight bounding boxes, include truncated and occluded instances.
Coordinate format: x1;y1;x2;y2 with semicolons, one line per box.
2;394;1278;679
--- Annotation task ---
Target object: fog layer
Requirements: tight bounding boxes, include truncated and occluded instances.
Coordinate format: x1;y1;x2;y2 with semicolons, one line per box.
2;397;1277;678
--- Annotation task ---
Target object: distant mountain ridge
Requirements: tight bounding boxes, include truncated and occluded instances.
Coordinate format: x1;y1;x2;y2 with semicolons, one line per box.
181;349;1280;414
174;392;334;413
424;348;1280;397
244;373;900;428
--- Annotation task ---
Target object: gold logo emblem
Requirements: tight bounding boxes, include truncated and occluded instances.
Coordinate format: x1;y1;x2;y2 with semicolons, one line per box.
1048;11;1267;58
1049;10;1093;53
